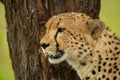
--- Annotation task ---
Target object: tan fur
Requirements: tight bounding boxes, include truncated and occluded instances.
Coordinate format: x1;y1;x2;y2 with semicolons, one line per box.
40;12;120;80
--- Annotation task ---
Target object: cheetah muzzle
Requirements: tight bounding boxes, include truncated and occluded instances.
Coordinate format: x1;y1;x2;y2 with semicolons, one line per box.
48;49;64;59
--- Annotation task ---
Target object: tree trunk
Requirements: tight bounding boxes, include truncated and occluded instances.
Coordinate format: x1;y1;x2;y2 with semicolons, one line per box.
2;0;100;80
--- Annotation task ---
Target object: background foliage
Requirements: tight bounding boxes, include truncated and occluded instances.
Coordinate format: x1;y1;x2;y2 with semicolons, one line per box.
0;1;120;80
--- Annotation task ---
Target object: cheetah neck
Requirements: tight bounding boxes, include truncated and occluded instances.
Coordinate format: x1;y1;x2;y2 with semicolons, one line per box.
66;29;120;79
65;30;108;79
66;48;99;79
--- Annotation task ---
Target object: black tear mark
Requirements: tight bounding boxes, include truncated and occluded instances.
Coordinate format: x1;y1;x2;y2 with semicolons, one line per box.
54;27;65;53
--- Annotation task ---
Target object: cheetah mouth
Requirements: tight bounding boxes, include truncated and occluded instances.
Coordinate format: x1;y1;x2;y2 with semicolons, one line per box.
48;50;64;59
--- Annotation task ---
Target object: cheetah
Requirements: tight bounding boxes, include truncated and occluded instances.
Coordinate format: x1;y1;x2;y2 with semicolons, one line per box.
40;12;120;80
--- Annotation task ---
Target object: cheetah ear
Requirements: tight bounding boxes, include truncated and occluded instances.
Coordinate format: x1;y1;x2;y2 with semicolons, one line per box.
88;19;105;39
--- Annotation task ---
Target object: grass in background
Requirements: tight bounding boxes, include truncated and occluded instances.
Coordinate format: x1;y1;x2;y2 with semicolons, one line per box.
0;1;120;80
0;2;15;80
100;0;120;37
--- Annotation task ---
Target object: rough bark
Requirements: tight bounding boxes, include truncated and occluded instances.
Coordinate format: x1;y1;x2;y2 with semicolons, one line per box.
45;0;100;18
3;0;41;80
3;0;100;80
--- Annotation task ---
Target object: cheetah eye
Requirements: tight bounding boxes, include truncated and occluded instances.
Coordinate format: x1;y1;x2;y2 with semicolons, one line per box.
57;28;66;32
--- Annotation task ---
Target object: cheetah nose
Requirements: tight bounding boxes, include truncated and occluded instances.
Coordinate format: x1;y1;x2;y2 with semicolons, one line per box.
40;43;50;49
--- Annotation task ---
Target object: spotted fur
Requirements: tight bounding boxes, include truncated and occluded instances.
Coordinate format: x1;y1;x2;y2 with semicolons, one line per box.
40;12;120;80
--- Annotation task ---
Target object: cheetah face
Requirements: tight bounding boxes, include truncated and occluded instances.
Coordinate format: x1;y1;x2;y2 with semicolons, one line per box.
40;17;72;64
40;12;105;64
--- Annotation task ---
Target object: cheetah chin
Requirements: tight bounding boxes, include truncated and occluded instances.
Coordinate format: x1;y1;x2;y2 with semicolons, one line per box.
46;50;66;64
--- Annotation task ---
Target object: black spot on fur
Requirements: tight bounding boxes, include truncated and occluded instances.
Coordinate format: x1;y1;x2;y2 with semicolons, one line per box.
84;49;87;52
90;53;93;56
96;50;99;53
112;40;115;43
71;41;73;44
109;63;112;66
110;58;113;60
106;58;109;60
90;61;93;63
104;34;107;37
79;51;83;54
80;61;86;66
106;78;110;80
81;44;84;47
91;70;96;75
119;72;120;75
78;47;82;49
88;47;90;50
103;62;106;66
86;77;90;80
108;42;111;45
104;69;107;72
113;62;117;65
108;68;112;73
109;35;112;38
98;61;101;64
114;47;118;50
116;51;120;55
75;42;78;44
98;66;101;72
114;65;117;69
80;38;83;40
98;77;101;80
102;74;105;79
109;49;112;53
113;76;117;80
114;71;116;73
114;57;118;60
116;42;120;45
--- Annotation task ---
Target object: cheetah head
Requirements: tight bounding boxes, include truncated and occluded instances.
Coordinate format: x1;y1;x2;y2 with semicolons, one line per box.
40;12;105;64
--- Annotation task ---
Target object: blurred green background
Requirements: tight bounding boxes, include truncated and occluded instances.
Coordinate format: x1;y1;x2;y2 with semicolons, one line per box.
0;1;120;80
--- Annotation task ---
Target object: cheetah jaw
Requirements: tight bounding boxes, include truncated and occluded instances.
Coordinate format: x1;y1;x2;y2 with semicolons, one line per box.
47;51;66;64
